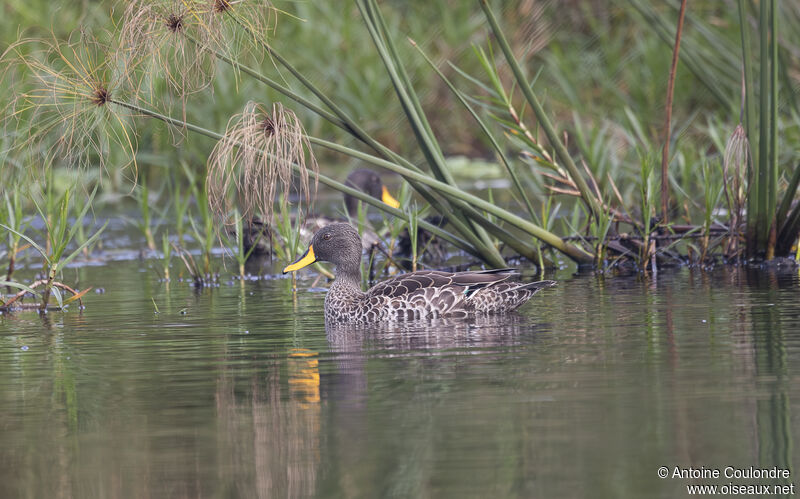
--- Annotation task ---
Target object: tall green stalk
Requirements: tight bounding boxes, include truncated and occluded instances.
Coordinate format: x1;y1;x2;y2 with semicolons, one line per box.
479;0;602;221
766;0;779;258
738;0;757;257
740;0;781;258
357;0;503;264
756;0;770;252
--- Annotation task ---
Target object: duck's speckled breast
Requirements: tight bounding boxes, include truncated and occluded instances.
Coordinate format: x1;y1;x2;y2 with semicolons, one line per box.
323;285;470;323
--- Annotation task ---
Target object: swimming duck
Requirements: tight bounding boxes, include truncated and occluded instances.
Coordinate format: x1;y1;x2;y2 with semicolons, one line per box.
244;169;400;255
283;223;555;323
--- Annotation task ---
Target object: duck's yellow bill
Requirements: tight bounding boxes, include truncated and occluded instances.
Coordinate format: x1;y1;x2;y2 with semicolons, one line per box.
382;185;400;208
283;245;316;273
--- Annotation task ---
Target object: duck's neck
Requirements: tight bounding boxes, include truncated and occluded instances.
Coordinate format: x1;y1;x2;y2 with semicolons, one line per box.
344;196;358;219
331;262;363;296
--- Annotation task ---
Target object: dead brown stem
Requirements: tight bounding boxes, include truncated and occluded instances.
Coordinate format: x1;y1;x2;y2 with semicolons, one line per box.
659;0;688;224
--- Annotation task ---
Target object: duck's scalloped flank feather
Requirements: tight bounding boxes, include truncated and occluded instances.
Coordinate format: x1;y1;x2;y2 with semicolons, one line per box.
325;269;555;323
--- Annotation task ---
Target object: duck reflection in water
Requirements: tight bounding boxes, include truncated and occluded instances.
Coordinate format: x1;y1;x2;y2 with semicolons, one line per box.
317;312;550;494
322;313;546;410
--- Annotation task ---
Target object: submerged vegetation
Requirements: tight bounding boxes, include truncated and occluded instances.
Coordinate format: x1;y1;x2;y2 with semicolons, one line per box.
1;0;800;310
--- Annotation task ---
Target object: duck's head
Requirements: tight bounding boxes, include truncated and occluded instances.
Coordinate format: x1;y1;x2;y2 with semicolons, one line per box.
344;169;400;215
283;223;362;274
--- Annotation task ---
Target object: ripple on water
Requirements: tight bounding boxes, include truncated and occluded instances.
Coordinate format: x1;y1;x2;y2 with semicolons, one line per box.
1;263;799;498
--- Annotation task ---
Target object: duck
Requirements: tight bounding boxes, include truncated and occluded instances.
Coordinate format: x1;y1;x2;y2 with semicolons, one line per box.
283;223;556;323
243;169;400;255
392;214;449;270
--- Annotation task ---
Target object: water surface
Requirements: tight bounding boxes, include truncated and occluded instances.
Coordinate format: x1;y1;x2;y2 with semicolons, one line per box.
1;258;798;498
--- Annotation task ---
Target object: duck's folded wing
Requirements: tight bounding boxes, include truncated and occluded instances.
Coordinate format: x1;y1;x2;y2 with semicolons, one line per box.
366;270;515;299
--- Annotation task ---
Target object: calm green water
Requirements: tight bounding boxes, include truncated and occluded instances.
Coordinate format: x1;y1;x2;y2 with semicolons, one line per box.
1;256;799;498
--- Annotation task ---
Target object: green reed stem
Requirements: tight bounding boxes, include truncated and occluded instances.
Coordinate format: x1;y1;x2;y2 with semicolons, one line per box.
738;0;758;256
756;0;770;251
410;39;538;223
357;0;503;264
767;0;778;258
480;0;602;221
310;136;593;263
107;99;481;260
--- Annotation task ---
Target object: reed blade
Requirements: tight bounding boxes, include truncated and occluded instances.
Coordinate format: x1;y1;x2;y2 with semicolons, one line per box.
479;0;602;221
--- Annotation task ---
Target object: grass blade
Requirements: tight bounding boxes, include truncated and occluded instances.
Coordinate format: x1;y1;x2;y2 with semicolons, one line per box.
0;223;49;265
480;0;602;221
59;221;108;269
410;38;538;222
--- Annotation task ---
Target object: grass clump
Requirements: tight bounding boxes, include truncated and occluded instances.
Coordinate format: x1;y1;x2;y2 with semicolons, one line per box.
0;181;103;311
208;101;318;227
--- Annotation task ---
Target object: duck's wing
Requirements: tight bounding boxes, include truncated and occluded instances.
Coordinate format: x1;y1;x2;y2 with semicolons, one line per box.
366;269;516;299
362;270;518;318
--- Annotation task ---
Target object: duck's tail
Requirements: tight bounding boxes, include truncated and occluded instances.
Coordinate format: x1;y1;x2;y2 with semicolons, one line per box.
519;280;557;291
469;280;556;314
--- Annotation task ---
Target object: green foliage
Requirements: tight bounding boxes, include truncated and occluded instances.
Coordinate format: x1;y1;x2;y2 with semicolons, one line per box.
0;189;28;283
224;208;261;278
131;180;158;252
1;0;799;274
187;173;215;277
1;182;106;310
700;159;724;261
160;231;172;281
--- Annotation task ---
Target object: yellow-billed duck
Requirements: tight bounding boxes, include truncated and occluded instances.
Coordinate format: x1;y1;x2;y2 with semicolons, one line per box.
244;169;400;255
283;223;555;323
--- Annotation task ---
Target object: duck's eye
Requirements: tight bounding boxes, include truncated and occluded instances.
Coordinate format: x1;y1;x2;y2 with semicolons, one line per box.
323;233;332;241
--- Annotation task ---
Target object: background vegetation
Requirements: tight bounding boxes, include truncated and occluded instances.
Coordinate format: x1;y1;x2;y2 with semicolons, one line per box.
1;0;800;302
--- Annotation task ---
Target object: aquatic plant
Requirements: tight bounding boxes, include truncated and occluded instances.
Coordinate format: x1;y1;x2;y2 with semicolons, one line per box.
2;0;799;275
2;31;138;172
1;184;104;310
700;160;724;263
172;242;206;288
188;173;215;276
404;205;420;273
161;231;172;281
118;0;278;105
631;0;798;260
207;101;318;226
223;208;260;279
0;190;29;285
131;180;158;252
168;169;192;245
722;124;750;260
